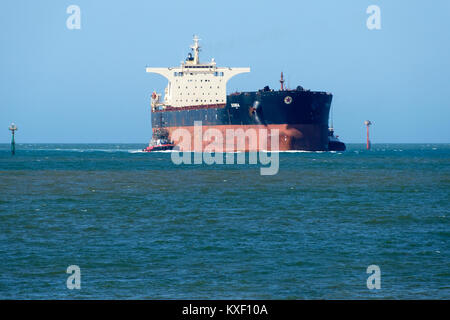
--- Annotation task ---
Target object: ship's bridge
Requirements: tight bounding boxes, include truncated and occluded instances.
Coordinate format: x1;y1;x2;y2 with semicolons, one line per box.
146;36;250;108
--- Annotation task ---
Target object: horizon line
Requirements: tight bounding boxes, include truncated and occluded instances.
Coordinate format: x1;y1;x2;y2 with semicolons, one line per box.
1;142;450;145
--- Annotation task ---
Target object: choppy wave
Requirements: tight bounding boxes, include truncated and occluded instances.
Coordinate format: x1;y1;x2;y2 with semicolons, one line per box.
1;143;449;299
20;148;141;153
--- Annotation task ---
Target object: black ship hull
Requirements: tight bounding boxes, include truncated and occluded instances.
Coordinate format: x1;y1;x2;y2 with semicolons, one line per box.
151;88;341;151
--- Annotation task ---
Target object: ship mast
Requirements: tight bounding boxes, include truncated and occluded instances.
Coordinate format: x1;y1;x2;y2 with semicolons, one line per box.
280;72;285;91
190;35;201;64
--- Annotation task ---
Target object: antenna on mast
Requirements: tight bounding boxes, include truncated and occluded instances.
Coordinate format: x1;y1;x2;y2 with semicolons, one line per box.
190;35;201;64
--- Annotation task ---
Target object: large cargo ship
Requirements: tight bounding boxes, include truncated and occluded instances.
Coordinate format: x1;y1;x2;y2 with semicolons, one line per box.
145;36;345;152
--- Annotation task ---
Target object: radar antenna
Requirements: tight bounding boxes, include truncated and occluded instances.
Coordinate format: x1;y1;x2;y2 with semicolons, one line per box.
190;35;201;64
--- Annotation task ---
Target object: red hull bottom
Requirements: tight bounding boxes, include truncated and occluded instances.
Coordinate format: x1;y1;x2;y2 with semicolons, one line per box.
155;124;329;152
143;144;175;152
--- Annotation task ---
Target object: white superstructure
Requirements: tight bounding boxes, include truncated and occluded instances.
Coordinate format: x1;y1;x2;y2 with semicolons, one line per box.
146;36;250;109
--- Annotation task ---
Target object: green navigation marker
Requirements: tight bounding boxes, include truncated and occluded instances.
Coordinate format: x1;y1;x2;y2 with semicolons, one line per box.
9;123;18;155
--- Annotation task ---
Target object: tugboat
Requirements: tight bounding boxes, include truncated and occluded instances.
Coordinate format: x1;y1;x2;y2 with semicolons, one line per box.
327;127;346;151
143;128;175;152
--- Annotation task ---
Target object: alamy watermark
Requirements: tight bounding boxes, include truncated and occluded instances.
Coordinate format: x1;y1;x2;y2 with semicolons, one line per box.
65;5;380;31
170;121;279;176
366;5;381;30
66;265;81;289
366;265;381;290
66;5;81;30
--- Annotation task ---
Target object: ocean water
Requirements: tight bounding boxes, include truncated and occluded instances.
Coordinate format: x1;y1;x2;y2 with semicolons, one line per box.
0;143;448;299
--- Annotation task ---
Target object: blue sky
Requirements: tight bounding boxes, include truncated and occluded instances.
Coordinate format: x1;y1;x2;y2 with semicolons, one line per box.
1;0;449;143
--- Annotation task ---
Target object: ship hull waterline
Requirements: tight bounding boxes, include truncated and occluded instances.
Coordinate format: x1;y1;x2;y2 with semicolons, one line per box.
150;89;344;152
152;123;330;152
